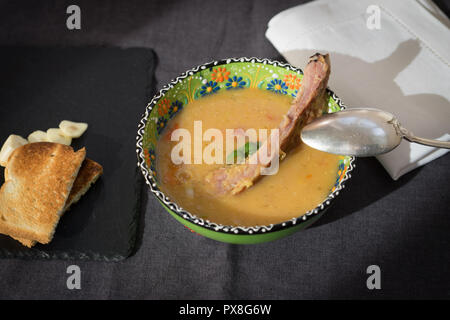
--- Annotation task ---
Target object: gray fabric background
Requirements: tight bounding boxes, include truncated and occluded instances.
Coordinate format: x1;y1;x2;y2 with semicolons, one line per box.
0;0;449;299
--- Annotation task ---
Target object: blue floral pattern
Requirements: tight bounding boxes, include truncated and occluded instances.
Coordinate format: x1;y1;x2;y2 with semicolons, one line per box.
156;117;168;135
267;79;288;94
225;76;246;90
169;100;183;117
200;81;220;96
332;160;346;191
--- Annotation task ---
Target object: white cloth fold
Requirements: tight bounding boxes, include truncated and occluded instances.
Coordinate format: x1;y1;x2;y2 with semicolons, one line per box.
266;0;450;179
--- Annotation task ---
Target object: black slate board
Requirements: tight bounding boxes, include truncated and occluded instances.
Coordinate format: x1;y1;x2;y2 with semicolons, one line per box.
0;47;156;261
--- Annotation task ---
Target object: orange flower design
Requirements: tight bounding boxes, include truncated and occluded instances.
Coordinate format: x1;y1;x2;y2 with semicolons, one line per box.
283;74;302;90
144;149;156;166
157;98;171;116
144;149;150;166
211;67;230;83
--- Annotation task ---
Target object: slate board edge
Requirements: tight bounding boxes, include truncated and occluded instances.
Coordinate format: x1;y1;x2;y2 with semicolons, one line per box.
0;247;127;262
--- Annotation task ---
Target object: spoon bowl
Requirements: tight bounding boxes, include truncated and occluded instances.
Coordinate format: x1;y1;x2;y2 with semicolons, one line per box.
301;108;450;157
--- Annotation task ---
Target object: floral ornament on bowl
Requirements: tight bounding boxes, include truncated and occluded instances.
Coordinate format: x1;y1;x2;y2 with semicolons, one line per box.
157;98;171;116
283;74;302;90
169;100;183;118
226;76;247;90
331;160;347;192
200;81;220;96
211;67;230;83
144;148;157;177
267;79;288;94
156;117;168;135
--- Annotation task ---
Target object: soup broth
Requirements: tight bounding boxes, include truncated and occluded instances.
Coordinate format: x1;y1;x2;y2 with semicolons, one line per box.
156;88;341;226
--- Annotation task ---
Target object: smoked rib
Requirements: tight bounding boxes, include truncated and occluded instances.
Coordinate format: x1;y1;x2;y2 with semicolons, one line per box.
205;54;331;195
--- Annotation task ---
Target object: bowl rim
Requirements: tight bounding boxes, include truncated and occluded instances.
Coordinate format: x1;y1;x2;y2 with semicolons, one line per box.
136;56;356;236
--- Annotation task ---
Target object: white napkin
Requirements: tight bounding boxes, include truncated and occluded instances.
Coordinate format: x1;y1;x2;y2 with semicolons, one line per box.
266;0;450;179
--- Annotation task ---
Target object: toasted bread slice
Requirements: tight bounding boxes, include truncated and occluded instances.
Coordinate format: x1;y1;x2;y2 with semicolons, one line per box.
64;158;103;211
0;142;86;244
13;158;103;247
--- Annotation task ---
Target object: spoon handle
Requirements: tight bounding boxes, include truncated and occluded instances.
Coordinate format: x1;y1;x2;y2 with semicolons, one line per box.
403;134;450;149
396;122;450;149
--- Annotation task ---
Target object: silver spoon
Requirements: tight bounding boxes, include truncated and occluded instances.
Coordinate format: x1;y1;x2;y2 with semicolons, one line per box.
301;108;450;157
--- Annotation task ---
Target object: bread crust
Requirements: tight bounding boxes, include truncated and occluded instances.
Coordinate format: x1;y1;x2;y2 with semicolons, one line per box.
64;158;103;211
0;143;86;244
12;158;103;247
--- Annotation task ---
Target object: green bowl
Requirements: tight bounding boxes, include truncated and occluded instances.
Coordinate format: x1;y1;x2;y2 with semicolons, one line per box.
136;57;355;244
